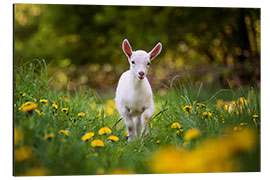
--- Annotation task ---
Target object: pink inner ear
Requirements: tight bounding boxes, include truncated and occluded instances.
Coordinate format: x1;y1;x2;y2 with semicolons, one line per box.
150;44;161;60
124;41;132;58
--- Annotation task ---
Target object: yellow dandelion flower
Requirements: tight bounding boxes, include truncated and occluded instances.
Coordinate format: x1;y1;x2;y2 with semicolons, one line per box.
149;144;235;173
106;99;115;105
223;128;257;153
156;140;160;144
61;108;69;114
32;97;37;102
77;112;85;117
108;135;119;142
216;99;224;108
14;126;23;145
183;105;192;113
222;118;225;123
184;128;200;141
52;103;58;110
171;122;181;129
253;114;259;123
202;112;212;118
149;128;257;174
20;102;37;112
14;146;33;162
224;104;232;113
233;126;242;131
109;169;135;175
253;114;259;118
183;141;189;147
81;132;95;141
35;109;45;116
18;102;30;111
202;112;207;117
59;130;69;136
148;146;187;173
106;99;117;109
14;104;16;107
98;127;112;135
197;103;206;108
40;99;48;103
237;104;244;111
19;92;25;97
91;139;105;147
44;133;55;140
238;97;248;105
105;106;114;115
64;97;69;102
24;102;33;106
59;97;62;100
176;129;184;134
240;122;247;126
97;168;105;175
22;103;37;112
22;167;49;176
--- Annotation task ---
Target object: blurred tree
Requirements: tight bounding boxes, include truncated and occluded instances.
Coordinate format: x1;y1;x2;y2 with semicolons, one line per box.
14;4;260;91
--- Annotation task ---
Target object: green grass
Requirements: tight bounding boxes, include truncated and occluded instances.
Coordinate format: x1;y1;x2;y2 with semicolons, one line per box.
14;60;260;176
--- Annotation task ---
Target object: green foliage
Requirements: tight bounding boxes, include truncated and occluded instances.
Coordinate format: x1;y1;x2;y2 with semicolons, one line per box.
14;4;260;90
14;60;260;176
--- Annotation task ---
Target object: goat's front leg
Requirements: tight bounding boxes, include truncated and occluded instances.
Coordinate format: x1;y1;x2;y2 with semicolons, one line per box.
134;116;141;137
121;108;135;142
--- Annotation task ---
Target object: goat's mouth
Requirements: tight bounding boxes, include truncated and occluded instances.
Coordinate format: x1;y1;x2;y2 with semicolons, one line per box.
138;76;144;80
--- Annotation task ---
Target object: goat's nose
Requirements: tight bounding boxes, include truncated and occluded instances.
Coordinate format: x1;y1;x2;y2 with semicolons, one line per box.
138;71;145;76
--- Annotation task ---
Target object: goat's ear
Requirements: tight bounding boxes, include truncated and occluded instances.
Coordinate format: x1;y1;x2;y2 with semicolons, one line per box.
122;39;132;59
149;42;162;60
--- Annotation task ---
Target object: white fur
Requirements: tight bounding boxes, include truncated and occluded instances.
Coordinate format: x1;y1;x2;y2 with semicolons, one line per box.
115;39;162;141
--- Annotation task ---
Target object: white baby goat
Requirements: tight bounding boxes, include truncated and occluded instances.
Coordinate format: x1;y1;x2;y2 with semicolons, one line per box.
115;39;162;142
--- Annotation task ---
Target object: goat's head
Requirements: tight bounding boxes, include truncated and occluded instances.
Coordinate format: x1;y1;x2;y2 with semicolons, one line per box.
122;39;162;80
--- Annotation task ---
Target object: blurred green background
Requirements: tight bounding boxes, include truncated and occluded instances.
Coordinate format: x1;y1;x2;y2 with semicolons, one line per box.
14;4;260;94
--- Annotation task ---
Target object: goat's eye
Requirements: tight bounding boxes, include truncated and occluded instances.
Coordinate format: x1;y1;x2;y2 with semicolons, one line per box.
147;62;150;66
131;61;135;64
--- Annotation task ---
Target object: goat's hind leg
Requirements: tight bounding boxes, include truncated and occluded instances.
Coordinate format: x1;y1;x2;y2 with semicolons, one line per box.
140;108;154;136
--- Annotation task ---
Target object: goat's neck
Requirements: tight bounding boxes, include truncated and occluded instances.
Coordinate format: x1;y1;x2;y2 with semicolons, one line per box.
130;73;144;89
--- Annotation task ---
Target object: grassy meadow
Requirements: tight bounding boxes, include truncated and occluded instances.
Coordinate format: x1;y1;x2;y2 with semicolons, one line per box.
14;60;260;176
